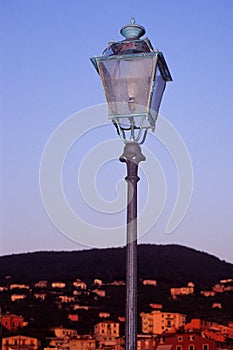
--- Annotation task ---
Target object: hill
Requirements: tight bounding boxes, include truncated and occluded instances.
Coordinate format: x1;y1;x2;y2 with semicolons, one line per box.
0;244;232;288
0;244;232;334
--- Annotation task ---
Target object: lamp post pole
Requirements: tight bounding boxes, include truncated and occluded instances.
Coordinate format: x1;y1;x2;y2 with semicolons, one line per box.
120;142;145;350
90;18;172;350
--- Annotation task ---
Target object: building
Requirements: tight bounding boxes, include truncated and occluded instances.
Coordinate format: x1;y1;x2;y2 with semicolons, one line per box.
68;314;79;322
51;282;66;288
10;284;30;290
156;332;216;350
141;311;186;334
143;279;157;287
2;335;40;350
1;314;24;331
170;282;194;298
137;334;157;349
68;336;96;350
73;279;87;290
58;295;75;303
200;290;216;297
94;279;102;286
149;303;163;310
92;289;106;297
99;312;111;318
11;294;27;301
53;327;78;338
94;321;120;341
212;283;225;293
34;292;46;300
34;280;48;288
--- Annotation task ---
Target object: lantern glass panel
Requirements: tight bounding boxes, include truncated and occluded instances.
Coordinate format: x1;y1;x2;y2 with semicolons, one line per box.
150;63;166;122
97;55;157;118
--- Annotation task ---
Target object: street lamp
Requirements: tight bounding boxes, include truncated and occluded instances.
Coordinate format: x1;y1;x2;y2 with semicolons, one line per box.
91;18;172;350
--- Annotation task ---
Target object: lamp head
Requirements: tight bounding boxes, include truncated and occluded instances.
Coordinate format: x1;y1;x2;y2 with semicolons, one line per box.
91;19;172;143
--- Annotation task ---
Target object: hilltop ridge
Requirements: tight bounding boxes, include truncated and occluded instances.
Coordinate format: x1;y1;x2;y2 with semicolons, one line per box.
0;244;232;288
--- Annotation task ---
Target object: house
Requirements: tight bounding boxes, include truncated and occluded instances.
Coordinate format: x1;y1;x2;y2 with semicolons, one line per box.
2;335;40;350
68;314;79;322
156;332;216;350
53;327;78;338
209;323;233;338
143;279;157;287
68;335;96;350
94;278;102;286
92;289;106;297
48;329;95;350
10;284;30;290
0;285;8;291
170;282;194;298
73;305;90;311
212;283;225;293
109;280;125;286
58;295;75;303
11;294;27;301
200;290;216;297
94;321;120;341
149;303;163;310
220;278;233;283
99;312;110;318
141;311;186;334
137;334;157;350
212;302;222;309
184;318;213;331
73;279;87;290
34;280;48;288
34;292;46;301
1;314;24;331
51;282;66;288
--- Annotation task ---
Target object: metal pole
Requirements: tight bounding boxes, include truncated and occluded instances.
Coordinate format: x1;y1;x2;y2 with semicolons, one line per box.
120;142;145;350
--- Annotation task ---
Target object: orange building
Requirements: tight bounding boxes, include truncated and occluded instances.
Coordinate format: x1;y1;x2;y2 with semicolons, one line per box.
2;335;40;350
141;311;186;334
1;314;24;331
94;321;120;341
185;318;212;331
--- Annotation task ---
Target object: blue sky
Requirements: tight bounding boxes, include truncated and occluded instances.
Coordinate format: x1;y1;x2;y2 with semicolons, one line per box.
0;0;232;264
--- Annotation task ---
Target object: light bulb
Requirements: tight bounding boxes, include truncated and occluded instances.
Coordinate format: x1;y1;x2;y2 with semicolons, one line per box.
128;80;137;112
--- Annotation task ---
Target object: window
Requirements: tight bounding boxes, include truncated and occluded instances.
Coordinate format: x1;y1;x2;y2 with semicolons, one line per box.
203;345;209;350
160;337;165;343
176;346;182;350
178;336;183;342
189;345;195;350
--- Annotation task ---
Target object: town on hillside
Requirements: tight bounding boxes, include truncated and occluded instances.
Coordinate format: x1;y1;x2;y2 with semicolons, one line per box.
0;277;233;349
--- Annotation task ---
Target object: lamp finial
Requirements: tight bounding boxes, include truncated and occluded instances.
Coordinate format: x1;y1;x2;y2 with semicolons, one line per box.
130;17;135;24
120;19;146;39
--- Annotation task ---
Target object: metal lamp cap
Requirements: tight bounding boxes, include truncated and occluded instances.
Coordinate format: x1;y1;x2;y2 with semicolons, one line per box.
120;18;146;39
